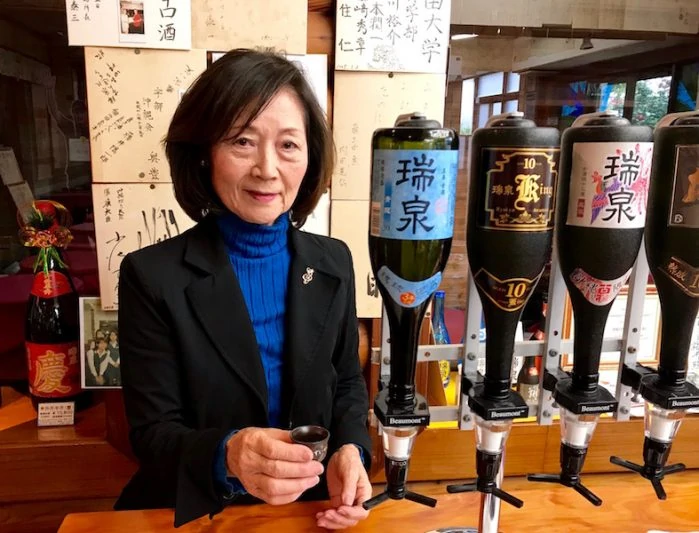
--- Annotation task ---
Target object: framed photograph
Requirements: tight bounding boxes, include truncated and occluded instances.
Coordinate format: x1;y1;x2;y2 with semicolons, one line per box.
79;297;121;389
118;0;147;44
562;286;661;369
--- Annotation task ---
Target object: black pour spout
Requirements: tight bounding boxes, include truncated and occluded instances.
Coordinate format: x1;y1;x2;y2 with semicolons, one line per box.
610;437;686;500
612;371;696;499
362;458;437;510
528;443;602;506
446;450;524;508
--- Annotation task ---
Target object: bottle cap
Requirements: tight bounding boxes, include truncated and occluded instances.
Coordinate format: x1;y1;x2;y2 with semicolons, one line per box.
654;111;699;130
393;112;442;128
484;111;524;128
571;110;628;128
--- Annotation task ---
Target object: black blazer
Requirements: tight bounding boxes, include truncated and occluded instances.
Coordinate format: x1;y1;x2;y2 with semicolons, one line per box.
114;215;371;526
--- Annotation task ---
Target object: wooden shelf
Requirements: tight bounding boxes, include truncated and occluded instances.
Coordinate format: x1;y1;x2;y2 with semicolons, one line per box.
0;396;106;444
0;392;135;506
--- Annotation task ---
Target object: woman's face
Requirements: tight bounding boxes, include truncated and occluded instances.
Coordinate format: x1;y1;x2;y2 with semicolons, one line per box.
210;87;308;225
109;332;117;342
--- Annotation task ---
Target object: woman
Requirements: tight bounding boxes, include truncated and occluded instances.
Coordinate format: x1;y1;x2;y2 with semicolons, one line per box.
104;330;120;386
85;338;101;386
88;337;109;386
116;49;372;530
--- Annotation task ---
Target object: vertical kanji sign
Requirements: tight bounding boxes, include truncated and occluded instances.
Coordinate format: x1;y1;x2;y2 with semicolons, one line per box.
335;0;451;73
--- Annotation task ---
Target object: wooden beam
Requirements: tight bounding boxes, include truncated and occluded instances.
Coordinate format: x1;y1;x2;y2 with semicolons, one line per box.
451;0;699;35
451;24;684;40
513;37;693;73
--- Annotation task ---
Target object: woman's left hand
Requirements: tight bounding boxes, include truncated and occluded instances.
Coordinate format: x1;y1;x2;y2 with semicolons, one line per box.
316;444;372;530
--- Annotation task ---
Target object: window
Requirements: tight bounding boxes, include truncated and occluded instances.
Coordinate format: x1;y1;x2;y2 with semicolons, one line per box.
459;78;475;135
504;99;519;113
469;72;522;133
596;82;627;115
559;74;672;129
671;62;699;113
478;103;490;128
562;81;588;119
478;72;505;98
507;72;520;93
632;76;671;126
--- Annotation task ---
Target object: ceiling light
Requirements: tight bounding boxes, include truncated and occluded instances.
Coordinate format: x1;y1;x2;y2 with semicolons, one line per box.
451;34;478;40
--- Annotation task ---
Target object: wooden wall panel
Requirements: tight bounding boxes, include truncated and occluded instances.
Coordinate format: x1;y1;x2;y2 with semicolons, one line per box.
191;0;307;53
307;11;334;124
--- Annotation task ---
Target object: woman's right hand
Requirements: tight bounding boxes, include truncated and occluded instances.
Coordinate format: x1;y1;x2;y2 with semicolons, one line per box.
225;427;323;505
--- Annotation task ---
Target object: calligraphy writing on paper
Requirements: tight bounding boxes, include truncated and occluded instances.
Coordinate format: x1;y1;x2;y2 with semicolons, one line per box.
335;0;451;73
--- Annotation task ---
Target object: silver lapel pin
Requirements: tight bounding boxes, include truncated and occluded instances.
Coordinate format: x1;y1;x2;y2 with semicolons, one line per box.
302;267;315;285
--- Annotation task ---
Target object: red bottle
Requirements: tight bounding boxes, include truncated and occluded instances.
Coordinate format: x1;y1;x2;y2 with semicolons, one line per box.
25;249;83;409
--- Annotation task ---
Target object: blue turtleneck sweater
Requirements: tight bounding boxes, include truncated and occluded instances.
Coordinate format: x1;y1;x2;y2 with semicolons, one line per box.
213;211;291;497
217;211;290;426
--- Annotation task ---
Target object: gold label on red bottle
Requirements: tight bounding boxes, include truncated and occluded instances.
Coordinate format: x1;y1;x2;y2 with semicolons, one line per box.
669;145;699;228
473;268;541;312
661;256;699;298
480;148;558;231
26;341;81;398
30;271;73;298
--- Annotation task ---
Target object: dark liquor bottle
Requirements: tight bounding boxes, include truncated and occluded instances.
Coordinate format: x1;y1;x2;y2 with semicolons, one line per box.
517;356;540;408
369;114;458;408
25;249;83;409
610;112;699;499
555;114;654;394
468;113;559;401
644;114;699;389
529;113;654;506
446;113;559;510
363;114;458;512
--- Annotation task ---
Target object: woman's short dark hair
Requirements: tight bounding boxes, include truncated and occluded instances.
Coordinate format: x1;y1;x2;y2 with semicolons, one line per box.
165;48;334;226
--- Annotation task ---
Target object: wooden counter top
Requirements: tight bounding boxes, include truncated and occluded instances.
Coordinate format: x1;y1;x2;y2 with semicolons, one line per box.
58;471;699;533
